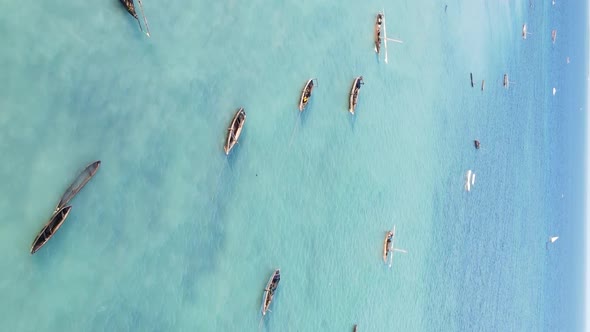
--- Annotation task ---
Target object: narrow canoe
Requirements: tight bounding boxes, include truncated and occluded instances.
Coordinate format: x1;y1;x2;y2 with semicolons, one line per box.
30;205;72;254
382;231;393;263
261;269;281;316
374;13;383;54
299;79;315;112
349;76;364;115
224;108;246;155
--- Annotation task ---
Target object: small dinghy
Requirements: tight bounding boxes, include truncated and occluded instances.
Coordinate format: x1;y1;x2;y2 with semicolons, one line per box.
224;108;246;155
30;206;72;254
299;79;317;112
374;13;384;54
551;30;557;44
261;269;281;317
382;225;407;268
349;76;364;115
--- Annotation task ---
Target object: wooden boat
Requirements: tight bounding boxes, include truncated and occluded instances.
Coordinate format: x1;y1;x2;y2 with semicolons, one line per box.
349;76;364;115
30;205;72;254
261;269;281;316
470;73;474;87
503;74;509;88
383;226;407;267
474;140;480;149
353;324;358;332
481;80;485;91
382;230;393;263
551;30;557;43
56;161;101;211
119;0;151;37
224;108;246;155
374;13;384;54
299;79;316;112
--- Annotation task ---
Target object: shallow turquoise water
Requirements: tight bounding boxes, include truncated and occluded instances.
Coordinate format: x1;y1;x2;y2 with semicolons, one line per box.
0;0;586;331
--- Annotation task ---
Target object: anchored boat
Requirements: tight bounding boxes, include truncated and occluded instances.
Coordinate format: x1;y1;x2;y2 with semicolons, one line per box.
30;206;72;254
261;269;281;317
383;231;393;263
551;29;557;43
374;13;384;54
349;76;364;115
224;108;246;155
119;0;151;37
522;24;529;39
376;10;403;64
299;79;316;112
56;161;101;211
383;225;407;267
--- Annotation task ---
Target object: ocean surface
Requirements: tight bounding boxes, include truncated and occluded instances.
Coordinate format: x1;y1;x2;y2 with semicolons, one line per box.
0;0;586;331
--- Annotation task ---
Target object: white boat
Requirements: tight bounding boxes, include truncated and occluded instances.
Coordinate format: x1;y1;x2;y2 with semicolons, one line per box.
550;236;559;243
465;170;473;192
552;87;557;96
471;173;476;186
551;30;557;43
522;24;530;39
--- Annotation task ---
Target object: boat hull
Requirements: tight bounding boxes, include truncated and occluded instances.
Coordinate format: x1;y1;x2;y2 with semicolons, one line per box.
30;205;72;254
383;231;393;263
261;269;281;316
375;13;383;54
224;108;246;155
299;79;314;112
349;77;363;114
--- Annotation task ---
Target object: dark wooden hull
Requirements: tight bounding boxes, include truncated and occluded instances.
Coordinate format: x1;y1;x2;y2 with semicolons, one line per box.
120;0;139;18
349;77;363;114
299;79;315;112
374;13;383;54
224;108;246;155
261;269;280;316
30;205;72;254
56;161;101;210
383;231;393;263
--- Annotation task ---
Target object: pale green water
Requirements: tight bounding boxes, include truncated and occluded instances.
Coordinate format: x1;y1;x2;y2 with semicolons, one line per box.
0;0;586;331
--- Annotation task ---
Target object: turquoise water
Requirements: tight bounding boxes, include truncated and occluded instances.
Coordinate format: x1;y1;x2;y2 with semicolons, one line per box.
0;0;586;331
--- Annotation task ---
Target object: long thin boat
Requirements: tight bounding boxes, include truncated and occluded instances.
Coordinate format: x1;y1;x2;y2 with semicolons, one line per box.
119;0;150;37
551;29;557;43
56;161;101;211
224;107;246;155
521;24;533;39
382;230;393;263
299;79;316;112
261;269;281;317
30;206;72;254
374;12;384;54
503;74;509;89
383;225;407;267
349;76;364;115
